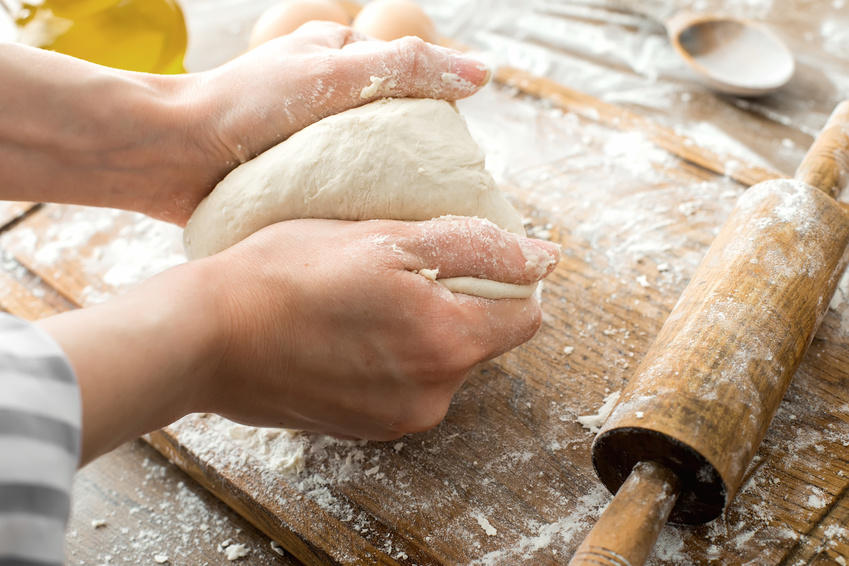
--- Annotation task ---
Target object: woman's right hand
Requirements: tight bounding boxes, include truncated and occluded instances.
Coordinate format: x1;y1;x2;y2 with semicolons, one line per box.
194;217;560;440
41;216;558;465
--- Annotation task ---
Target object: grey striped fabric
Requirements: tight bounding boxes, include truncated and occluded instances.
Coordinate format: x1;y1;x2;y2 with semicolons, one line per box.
0;313;79;566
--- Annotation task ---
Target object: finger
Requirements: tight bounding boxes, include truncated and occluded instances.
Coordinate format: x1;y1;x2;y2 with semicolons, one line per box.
338;36;491;101
406;275;545;364
461;292;545;360
384;217;560;286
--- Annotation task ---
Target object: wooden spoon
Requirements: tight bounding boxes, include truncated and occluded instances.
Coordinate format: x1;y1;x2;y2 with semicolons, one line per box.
615;1;795;96
665;10;795;96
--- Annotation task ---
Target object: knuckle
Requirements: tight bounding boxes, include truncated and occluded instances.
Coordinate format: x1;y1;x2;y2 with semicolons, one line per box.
396;35;428;55
416;325;482;374
526;303;544;335
394;35;430;73
434;346;480;376
397;396;453;434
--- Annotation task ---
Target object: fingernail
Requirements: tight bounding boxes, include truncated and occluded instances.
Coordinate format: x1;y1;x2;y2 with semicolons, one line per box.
450;53;492;87
518;238;561;277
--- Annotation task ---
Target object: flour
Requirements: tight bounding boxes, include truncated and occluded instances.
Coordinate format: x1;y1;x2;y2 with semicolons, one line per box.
223;543;250;561
0;207;185;306
469;484;611;565
577;391;621;434
13;5;837;562
807;487;828;509
474;513;498;537
830;263;849;336
674;120;774;170
359;75;396;99
270;443;306;476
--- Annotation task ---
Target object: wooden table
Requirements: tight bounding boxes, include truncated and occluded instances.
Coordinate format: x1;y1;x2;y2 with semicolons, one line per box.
2;1;849;564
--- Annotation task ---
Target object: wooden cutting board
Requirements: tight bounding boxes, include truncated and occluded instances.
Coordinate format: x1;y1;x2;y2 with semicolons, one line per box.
2;70;849;565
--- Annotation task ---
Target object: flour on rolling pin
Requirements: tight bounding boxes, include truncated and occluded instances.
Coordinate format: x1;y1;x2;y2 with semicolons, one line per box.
600;178;849;502
589;101;849;539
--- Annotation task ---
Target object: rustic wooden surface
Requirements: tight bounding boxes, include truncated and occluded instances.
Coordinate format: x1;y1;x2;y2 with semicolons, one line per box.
65;440;303;566
2;0;849;565
0;202;36;230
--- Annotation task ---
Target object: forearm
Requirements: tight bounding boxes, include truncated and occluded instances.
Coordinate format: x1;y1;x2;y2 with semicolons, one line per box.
36;260;224;466
0;43;210;223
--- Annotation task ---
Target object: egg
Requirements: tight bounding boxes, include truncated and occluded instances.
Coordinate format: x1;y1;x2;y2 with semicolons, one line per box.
249;0;351;49
352;0;438;44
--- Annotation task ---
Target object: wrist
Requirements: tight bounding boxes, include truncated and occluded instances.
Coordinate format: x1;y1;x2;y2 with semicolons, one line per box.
115;257;230;423
151;257;232;416
0;43;214;224
36;257;227;465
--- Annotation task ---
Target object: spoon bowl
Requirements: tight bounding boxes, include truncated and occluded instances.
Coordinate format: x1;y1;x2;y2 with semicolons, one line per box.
665;11;795;96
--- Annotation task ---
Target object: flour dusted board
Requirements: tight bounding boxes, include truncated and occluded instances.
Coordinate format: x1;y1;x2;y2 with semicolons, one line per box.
0;206;185;308
3;80;849;564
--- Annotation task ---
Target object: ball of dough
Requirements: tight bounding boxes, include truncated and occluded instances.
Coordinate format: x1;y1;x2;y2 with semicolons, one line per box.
184;98;533;298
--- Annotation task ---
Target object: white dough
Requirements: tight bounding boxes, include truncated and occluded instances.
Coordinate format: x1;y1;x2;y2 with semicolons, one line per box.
184;98;531;298
439;277;538;299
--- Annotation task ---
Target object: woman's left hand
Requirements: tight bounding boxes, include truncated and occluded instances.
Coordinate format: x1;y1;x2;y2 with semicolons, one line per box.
0;27;489;225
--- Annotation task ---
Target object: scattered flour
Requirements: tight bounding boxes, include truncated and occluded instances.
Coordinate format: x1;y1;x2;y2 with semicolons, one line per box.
0;207;185;306
223;543;250;561
807;487;828;509
577;391;621;433
474;513;498;537
469;484;611;565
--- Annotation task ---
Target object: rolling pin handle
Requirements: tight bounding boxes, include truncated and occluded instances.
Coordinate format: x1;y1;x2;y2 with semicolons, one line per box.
794;100;849;199
568;461;681;566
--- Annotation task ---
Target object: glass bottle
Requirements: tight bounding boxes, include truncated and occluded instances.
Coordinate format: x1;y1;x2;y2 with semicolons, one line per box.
10;0;187;74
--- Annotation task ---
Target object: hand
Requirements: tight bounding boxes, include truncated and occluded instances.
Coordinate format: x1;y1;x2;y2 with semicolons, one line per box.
39;218;559;463
0;25;490;225
174;22;490;225
194;21;490;168
197;217;559;440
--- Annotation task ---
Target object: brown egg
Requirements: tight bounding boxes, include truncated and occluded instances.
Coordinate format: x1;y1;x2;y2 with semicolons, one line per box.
352;0;438;44
249;0;351;49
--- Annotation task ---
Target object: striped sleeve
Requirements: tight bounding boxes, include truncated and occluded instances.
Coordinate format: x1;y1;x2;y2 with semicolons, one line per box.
0;313;80;566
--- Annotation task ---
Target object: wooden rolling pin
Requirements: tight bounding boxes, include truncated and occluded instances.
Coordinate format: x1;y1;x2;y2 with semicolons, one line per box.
569;100;849;566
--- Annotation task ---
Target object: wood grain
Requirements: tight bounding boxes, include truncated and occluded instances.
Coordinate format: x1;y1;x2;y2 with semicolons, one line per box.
68;440;303;566
0;201;38;230
493;66;785;188
0;254;75;319
571;102;849;565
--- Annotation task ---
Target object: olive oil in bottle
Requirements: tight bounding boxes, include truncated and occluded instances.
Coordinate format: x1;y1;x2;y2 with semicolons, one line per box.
13;0;187;74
